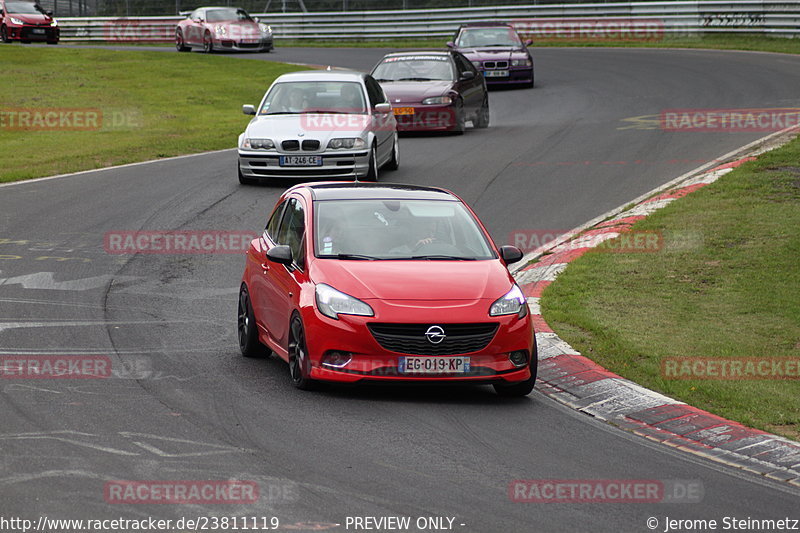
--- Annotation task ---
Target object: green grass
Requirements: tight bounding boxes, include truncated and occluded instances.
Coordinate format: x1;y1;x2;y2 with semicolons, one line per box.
0;47;303;182
540;137;800;440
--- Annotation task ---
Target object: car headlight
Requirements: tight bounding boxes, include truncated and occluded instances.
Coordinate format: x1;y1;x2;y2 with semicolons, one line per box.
489;284;527;317
511;58;533;67
50;19;58;27
258;23;272;34
421;96;453;105
215;25;227;36
10;17;24;25
242;138;274;150
327;138;366;150
316;283;374;320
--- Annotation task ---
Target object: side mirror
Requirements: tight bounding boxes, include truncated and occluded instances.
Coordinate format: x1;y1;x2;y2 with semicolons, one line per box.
46;10;53;16
499;245;523;265
524;39;533;46
459;70;475;81
374;102;392;114
267;245;293;266
446;41;455;48
242;104;256;115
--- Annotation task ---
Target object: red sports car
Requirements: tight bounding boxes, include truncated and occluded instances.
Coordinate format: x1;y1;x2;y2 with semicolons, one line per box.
237;182;537;396
371;51;489;133
0;0;59;44
175;6;273;53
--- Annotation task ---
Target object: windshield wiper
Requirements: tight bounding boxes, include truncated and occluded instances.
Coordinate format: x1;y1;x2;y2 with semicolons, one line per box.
263;111;296;115
396;77;439;82
302;110;357;114
320;253;380;260
408;255;478;261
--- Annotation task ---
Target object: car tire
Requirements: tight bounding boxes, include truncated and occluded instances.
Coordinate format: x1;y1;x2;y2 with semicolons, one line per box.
475;98;490;129
21;40;30;44
238;164;256;185
175;29;191;52
493;345;538;397
0;26;9;43
47;40;58;45
363;144;378;182
238;284;269;358
385;134;399;171
288;314;317;390
202;31;213;53
451;100;465;135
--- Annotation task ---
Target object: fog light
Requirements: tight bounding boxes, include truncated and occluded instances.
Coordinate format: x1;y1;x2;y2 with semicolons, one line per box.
509;350;528;368
322;351;352;369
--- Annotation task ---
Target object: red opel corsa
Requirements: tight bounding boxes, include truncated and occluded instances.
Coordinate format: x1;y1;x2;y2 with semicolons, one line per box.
238;182;536;396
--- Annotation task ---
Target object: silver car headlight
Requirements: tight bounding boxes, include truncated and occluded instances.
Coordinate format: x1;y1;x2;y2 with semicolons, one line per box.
215;25;227;36
327;138;366;150
242;138;274;150
511;58;532;67
316;284;374;320
489;284;527;317
421;96;453;105
258;23;272;34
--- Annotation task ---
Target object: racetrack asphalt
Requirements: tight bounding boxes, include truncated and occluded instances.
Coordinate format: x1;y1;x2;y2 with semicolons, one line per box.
1;45;799;531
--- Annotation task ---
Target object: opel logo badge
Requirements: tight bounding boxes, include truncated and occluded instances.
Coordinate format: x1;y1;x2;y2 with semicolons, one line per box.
425;325;446;345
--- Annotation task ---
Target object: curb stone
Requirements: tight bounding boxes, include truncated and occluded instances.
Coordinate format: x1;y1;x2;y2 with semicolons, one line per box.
513;127;800;486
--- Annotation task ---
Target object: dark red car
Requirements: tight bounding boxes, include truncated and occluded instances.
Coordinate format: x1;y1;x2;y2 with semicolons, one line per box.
371;51;489;133
0;0;59;44
448;22;534;87
237;182;537;396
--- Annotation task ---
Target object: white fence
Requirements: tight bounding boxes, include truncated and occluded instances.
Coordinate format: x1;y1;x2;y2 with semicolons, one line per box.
57;1;800;42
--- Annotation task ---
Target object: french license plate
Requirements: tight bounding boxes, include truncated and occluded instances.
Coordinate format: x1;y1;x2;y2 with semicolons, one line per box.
32;28;45;34
398;356;470;374
279;155;322;167
484;70;509;77
393;107;415;115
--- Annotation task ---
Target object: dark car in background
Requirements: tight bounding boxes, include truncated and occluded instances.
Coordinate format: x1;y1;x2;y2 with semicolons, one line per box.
0;0;58;44
448;22;534;88
371;50;489;134
176;6;273;53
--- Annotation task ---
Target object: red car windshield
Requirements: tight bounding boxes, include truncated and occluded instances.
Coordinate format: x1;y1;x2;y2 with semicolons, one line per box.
314;199;496;260
5;1;47;14
372;56;455;82
206;8;252;22
456;27;522;48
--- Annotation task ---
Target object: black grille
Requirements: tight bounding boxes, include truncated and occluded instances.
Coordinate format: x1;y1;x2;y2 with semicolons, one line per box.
483;61;508;69
281;140;300;151
302;139;320;151
368;323;498;356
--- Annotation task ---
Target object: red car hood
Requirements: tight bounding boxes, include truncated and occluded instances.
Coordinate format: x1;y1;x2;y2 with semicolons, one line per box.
380;81;454;104
9;13;50;23
309;259;513;301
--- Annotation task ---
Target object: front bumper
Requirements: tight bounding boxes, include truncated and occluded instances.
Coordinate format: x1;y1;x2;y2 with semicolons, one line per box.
214;36;272;51
238;149;370;180
481;66;533;84
393;104;457;132
302;303;535;385
6;25;59;42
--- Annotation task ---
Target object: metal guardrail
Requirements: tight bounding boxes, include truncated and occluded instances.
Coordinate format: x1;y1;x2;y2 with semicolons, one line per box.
57;1;800;42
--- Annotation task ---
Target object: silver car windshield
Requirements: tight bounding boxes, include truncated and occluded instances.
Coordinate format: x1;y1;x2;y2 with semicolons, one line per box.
315;199;496;261
456;28;522;48
372;57;455;82
259;81;367;115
